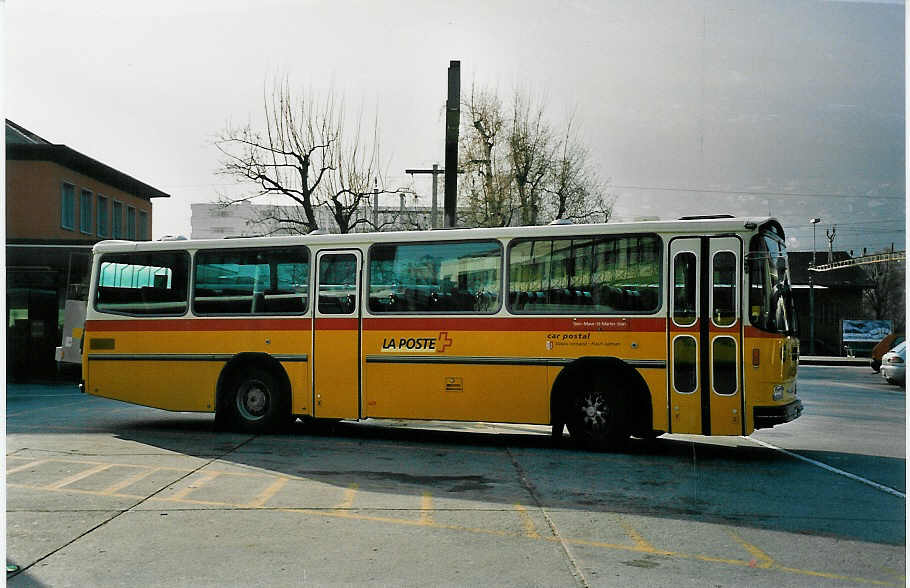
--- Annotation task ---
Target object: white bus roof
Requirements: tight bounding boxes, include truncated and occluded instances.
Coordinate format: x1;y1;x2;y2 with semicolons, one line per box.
92;216;782;253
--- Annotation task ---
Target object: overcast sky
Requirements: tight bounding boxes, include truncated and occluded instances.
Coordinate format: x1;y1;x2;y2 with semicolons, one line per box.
5;0;905;254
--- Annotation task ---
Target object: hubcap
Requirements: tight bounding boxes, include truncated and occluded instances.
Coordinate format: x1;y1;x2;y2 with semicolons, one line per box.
237;379;270;420
579;391;611;432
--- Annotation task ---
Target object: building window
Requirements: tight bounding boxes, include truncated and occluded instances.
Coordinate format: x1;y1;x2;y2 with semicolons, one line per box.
80;189;93;234
112;201;123;238
97;196;108;237
127;207;136;239
138;210;148;240
61;183;76;230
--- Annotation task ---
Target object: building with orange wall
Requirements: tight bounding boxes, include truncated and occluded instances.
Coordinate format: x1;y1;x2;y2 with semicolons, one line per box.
6;120;170;379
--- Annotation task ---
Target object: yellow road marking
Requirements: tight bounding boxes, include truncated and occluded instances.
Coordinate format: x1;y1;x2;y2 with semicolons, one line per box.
726;528;774;569
46;463;114;490
6;459;49;475
773;564;899;586
420;491;434;525
513;504;540;539
101;467;160;495
247;477;289;508
334;483;359;510
7;459;902;587
617;516;656;552
7;483;144;500
169;471;222;500
8;456;191;472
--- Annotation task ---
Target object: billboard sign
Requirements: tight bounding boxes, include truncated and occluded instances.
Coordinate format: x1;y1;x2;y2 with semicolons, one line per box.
842;320;892;344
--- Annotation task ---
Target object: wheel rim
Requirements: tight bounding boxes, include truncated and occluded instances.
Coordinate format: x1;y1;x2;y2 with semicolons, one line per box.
236;378;271;421
577;390;612;435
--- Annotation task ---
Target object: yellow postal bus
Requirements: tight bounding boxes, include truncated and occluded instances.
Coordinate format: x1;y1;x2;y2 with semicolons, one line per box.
81;215;802;446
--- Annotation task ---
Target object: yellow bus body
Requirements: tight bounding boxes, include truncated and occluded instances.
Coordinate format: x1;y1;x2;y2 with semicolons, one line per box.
82;216;802;439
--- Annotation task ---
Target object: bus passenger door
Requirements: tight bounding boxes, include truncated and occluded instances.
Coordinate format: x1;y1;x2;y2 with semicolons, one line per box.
668;238;701;434
313;250;362;419
707;236;744;435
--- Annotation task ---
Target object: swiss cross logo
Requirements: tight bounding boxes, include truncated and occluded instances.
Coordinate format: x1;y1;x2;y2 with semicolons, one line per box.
436;331;453;352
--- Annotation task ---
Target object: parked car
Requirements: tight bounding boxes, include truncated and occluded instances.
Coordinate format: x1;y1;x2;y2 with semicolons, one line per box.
880;341;906;386
871;333;904;372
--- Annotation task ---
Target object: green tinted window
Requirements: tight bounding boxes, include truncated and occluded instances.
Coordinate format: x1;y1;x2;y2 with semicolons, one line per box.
508;234;661;314
96;251;189;315
194;247;309;315
369;241;501;313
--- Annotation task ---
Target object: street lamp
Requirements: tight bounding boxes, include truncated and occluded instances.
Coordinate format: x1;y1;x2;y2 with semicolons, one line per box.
809;217;821;354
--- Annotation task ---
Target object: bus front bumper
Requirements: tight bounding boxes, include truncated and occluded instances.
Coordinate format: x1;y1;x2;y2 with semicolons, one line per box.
753;399;803;429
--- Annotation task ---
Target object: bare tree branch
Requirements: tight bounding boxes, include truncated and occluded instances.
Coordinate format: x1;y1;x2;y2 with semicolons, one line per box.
458;84;612;228
215;76;387;234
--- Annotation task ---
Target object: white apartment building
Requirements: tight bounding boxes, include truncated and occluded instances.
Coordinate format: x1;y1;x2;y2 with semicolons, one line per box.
190;196;441;239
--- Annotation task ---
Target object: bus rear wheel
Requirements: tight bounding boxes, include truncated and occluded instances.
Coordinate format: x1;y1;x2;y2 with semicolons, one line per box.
567;381;628;449
225;368;286;434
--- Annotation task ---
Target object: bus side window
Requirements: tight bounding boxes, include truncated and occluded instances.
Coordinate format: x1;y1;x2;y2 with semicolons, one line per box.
193;246;309;316
368;241;501;314
507;235;661;314
95;252;189;316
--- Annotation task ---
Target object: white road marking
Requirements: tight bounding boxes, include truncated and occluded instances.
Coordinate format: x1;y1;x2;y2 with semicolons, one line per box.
749;437;905;499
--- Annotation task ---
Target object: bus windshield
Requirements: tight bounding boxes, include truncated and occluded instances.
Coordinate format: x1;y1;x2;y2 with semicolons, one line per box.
748;232;797;335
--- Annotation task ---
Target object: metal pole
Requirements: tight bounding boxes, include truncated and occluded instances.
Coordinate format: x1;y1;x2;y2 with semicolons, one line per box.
809;219;819;355
444;60;460;228
405;165;446;230
431;163;439;229
372;181;378;229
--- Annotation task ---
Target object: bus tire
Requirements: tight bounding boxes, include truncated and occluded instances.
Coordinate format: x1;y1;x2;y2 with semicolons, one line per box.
553;358;634;450
225;367;287;434
567;382;628;450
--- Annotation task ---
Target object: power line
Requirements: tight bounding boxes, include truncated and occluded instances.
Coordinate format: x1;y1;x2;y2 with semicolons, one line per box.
610;184;904;200
805;219;905;228
787;228;905;236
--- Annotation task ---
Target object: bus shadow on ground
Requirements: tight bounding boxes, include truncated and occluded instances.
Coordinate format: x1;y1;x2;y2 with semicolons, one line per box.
100;413;907;547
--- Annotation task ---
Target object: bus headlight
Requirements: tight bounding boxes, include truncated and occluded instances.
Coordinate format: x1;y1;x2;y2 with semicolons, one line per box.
773;385;784;401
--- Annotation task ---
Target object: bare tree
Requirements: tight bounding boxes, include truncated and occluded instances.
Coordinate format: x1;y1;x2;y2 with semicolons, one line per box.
508;92;552;226
459;84;611;227
545;114;614;224
460;88;515;228
215;78;400;234
863;255;906;331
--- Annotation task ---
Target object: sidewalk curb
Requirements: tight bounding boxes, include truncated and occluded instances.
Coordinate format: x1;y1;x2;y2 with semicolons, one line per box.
799;357;868;367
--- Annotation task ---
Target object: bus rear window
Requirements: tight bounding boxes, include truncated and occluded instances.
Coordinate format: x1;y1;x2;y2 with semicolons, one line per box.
95;251;189;316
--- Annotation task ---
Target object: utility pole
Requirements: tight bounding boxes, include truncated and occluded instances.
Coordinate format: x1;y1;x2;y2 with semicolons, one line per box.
826;225;837;264
444;60;460;228
405;164;444;228
372;179;379;229
809;217;821;355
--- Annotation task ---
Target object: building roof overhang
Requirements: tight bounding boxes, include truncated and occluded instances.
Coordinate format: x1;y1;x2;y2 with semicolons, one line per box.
6;143;170;201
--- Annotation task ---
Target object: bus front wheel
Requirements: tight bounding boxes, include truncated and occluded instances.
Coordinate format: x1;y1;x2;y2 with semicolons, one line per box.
225;368;286;434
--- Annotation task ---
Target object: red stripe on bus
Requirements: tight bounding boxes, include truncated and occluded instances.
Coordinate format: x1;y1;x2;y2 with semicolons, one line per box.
743;326;790;339
361;317;667;332
85;318;312;332
85;317;790;338
314;318;359;330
